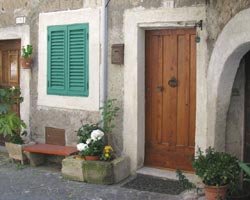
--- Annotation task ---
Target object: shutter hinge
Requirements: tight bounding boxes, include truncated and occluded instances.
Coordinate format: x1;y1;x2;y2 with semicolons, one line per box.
87;82;89;90
48;80;49;87
48;35;50;41
87;33;89;40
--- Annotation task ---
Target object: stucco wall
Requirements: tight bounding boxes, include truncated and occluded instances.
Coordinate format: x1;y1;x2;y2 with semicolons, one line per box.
1;0;250;165
0;0;102;146
225;60;245;160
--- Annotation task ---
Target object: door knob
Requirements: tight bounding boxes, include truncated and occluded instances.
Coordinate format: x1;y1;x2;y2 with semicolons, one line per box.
156;86;164;92
168;77;178;88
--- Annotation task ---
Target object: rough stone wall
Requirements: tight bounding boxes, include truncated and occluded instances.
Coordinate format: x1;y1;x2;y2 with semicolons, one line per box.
1;0;250;155
206;0;250;56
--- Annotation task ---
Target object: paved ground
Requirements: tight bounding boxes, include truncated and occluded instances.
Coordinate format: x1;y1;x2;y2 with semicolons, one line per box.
0;153;202;200
0;153;181;200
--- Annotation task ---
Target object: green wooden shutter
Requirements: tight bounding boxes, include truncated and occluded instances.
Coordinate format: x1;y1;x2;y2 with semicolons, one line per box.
67;24;89;97
47;25;67;95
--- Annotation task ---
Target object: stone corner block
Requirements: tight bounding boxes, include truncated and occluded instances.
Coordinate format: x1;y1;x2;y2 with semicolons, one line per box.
111;156;130;183
62;156;85;182
83;160;113;185
24;152;45;166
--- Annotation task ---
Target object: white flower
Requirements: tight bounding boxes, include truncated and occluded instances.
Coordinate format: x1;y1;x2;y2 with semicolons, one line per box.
86;138;92;144
91;129;104;141
11;86;15;90
77;143;88;151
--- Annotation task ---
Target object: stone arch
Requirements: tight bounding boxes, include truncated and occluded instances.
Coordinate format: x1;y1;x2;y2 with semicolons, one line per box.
207;8;250;151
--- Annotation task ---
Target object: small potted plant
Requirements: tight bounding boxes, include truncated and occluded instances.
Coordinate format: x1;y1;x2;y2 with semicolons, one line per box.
0;87;28;164
192;147;240;200
76;124;104;160
21;44;33;69
226;162;250;200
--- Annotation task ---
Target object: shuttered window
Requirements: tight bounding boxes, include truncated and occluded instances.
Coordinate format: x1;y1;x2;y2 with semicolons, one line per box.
47;24;89;97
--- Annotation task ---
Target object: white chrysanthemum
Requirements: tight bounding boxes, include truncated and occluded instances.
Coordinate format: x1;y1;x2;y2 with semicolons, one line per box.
91;129;104;141
86;138;92;144
77;143;88;151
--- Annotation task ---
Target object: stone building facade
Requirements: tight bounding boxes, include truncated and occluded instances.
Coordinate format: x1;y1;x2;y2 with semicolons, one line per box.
0;0;249;172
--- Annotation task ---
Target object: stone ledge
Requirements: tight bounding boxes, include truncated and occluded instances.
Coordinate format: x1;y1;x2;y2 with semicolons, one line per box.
62;156;130;184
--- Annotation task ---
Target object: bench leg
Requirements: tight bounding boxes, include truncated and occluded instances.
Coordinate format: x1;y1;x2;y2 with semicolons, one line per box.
24;152;45;166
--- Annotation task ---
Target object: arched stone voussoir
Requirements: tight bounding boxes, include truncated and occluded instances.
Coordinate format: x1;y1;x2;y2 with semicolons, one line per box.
207;8;250;151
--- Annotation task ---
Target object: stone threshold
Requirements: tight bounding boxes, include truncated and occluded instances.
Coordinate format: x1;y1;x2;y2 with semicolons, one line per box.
136;167;196;182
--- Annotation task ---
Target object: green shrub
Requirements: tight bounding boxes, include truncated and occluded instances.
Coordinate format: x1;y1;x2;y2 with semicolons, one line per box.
192;147;240;186
0;87;26;144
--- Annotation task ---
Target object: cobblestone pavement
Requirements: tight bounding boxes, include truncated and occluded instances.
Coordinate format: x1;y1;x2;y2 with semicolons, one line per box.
0;153;186;200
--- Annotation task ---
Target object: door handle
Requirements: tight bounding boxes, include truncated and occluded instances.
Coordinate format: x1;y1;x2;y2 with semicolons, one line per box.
156;86;164;92
168;77;178;88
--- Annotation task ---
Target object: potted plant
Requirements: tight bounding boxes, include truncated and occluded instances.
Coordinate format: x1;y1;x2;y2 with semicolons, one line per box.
62;99;130;184
76;124;105;160
99;99;119;145
226;162;250;200
76;99;119;160
192;147;240;200
0;87;28;164
20;44;33;69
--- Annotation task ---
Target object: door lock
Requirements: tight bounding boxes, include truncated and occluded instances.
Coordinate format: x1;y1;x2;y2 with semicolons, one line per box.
168;77;178;88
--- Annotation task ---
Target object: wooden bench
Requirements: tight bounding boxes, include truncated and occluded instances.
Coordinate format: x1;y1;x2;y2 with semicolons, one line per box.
23;144;77;166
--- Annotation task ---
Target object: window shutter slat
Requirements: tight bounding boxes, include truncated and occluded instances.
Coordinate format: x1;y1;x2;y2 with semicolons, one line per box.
47;26;67;95
67;24;89;97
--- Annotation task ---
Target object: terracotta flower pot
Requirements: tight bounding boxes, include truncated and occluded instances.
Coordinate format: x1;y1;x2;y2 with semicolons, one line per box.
21;57;32;69
84;156;100;161
204;185;228;200
74;155;85;160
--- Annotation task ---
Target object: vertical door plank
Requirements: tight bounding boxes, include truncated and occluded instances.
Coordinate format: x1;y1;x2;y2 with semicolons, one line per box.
145;31;152;143
145;33;163;143
162;33;177;147
176;33;190;147
189;34;196;147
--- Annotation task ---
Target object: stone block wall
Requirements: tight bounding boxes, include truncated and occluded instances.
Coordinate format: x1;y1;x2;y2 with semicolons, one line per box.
1;0;250;163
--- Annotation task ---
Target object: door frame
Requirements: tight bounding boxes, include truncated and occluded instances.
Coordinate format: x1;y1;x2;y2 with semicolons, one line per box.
123;7;207;172
0;25;31;137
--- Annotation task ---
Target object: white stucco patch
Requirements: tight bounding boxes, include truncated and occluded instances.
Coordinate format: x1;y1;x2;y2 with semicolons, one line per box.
207;8;250;151
38;8;100;111
0;25;30;136
123;7;207;172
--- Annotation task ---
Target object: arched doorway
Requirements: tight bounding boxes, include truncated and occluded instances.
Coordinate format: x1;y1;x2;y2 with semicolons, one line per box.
207;7;250;161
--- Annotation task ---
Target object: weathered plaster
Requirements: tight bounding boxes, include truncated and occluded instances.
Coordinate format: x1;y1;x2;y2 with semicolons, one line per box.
207;7;250;151
225;61;245;160
123;6;207;172
0;25;31;138
37;8;100;111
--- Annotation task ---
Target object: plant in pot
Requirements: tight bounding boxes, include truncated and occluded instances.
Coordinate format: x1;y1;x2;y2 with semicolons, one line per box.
192;147;240;200
21;44;33;69
76;123;105;160
99;99;119;145
76;99;119;160
0;87;27;163
226;163;250;200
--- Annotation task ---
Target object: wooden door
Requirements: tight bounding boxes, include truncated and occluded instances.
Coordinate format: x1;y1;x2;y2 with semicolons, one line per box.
145;29;196;171
0;39;21;145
